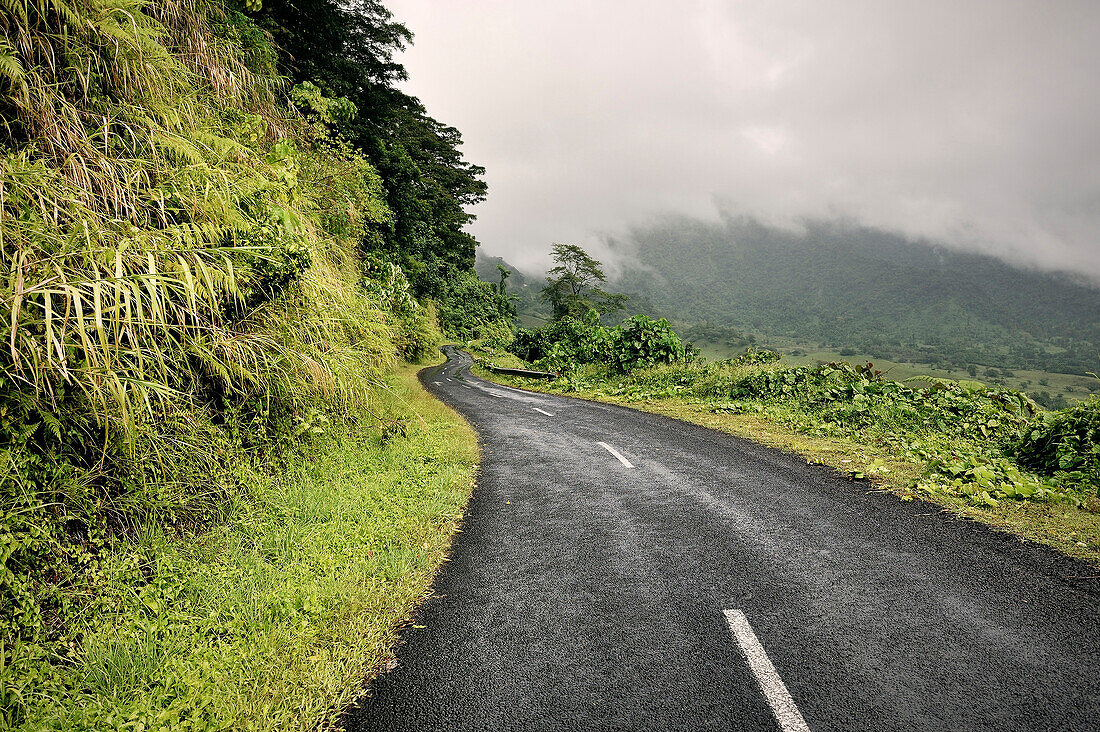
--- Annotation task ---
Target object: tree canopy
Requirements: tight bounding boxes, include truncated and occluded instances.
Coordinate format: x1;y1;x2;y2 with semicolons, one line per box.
253;0;487;296
540;244;627;319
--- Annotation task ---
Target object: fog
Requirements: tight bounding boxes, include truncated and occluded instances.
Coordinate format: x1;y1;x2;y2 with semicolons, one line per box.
384;0;1100;278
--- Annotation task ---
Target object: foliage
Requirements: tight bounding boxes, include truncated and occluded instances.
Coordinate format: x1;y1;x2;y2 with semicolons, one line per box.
2;0;296;422
0;0;471;727
434;269;515;341
1013;397;1100;491
917;455;1073;507
540;243;627;319
607;315;687;373
251;0;487;297
731;348;782;366
511;312;691;374
4;364;477;730
361;256;440;362
512;312;610;372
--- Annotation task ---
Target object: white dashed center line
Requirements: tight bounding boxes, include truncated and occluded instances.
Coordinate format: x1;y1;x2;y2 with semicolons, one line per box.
433;381;442;385
723;609;810;732
596;441;634;468
532;407;554;416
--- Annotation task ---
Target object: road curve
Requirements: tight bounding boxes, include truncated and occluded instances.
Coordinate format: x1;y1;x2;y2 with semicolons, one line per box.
344;346;1099;731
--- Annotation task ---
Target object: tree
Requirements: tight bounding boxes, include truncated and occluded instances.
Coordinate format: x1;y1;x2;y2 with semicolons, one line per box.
252;0;487;295
540;244;627;320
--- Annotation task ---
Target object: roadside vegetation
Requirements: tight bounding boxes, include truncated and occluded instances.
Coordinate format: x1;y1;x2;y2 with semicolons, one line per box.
472;246;1100;564
11;361;476;729
1;0;497;728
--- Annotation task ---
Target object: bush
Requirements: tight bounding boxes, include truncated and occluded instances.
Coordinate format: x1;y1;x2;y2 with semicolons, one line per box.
1013;397;1100;490
512;313;610;369
731;348;782;366
607;315;687;372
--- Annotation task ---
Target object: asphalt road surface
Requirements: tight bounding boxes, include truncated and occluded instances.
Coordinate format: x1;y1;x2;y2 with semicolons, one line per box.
344;346;1099;731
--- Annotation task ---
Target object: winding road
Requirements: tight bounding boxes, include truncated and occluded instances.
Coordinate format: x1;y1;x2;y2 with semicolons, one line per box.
344;346;1099;731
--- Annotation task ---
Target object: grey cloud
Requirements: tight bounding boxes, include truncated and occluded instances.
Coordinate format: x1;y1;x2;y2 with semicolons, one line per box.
385;0;1100;278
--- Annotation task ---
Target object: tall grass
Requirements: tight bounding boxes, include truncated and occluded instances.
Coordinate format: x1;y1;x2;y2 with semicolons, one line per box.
0;1;445;727
0;0;369;426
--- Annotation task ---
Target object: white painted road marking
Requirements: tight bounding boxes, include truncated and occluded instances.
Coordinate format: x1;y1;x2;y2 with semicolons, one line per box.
462;385;472;390
597;442;634;468
532;407;554;416
723;609;811;732
433;381;442;385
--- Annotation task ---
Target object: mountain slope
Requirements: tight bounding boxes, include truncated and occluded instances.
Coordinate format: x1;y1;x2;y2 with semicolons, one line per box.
614;217;1100;374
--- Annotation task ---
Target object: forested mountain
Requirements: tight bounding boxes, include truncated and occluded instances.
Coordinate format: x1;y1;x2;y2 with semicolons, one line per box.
614;216;1100;375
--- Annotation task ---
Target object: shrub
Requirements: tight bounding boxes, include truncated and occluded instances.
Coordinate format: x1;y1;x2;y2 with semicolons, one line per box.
1013;397;1100;491
731;348;782;366
607;315;687;373
512;313;610;369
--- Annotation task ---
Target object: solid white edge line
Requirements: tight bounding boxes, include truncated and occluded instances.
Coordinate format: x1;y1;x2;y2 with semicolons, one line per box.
596;441;634;468
723;609;811;732
532;407;555;416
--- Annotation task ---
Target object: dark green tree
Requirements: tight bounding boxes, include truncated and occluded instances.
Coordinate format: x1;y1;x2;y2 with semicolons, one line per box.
540;244;627;320
251;0;487;295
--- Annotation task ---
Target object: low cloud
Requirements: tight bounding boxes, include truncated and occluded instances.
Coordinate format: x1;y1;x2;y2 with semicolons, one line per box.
386;0;1100;279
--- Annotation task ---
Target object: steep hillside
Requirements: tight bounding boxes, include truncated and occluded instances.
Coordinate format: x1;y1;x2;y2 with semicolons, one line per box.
615;216;1100;375
0;1;496;727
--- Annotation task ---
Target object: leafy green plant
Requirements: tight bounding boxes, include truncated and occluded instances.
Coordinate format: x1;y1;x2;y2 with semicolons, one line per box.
918;454;1072;506
730;348;782;366
513;312;610;372
1013;397;1100;492
606;315;686;373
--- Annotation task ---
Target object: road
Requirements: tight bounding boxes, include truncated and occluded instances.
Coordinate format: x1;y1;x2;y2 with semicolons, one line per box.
343;346;1099;731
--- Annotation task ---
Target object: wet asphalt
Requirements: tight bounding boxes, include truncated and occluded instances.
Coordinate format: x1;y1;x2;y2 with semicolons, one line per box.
343;346;1099;731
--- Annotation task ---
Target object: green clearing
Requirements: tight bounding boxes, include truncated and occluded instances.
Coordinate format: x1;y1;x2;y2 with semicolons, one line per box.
11;358;477;730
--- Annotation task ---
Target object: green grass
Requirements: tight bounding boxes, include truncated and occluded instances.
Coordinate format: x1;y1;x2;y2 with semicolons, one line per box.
17;357;478;731
474;359;1100;566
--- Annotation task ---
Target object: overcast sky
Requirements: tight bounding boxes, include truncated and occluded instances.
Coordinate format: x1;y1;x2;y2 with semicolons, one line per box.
384;0;1100;278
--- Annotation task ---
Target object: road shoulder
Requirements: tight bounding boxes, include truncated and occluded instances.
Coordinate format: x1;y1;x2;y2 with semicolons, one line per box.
473;362;1100;567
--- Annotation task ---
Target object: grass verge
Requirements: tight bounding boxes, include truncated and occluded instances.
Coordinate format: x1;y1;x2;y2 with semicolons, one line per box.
473;363;1100;567
18;356;477;731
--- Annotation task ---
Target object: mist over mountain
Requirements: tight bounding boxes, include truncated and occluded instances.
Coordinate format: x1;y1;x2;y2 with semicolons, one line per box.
608;216;1100;375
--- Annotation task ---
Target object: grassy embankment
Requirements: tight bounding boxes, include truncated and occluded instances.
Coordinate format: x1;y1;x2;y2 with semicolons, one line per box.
470;347;1100;566
0;2;482;728
13;356;477;729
